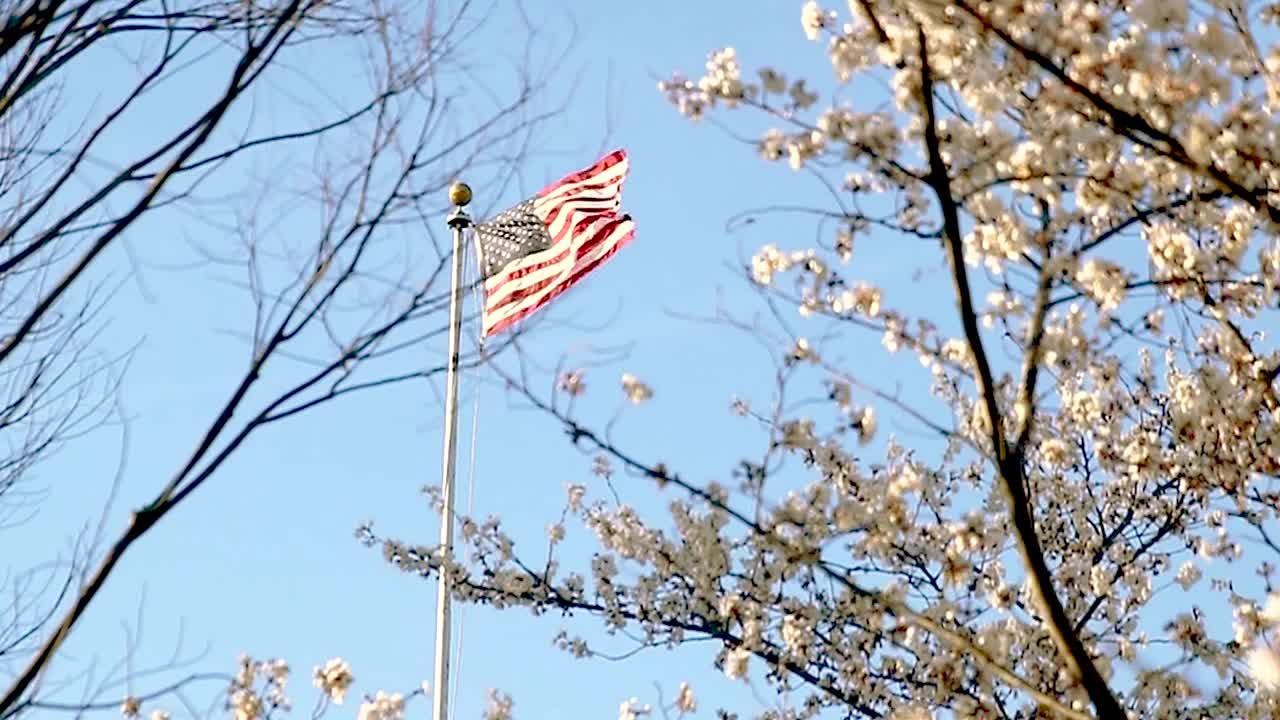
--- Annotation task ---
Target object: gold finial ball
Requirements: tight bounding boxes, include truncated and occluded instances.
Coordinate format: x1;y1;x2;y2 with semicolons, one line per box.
448;181;472;207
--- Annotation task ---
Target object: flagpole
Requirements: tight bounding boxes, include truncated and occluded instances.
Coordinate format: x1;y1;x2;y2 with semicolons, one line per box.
433;181;472;720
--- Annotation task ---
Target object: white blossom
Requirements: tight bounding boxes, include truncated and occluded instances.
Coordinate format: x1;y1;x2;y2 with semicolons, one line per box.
230;690;262;720
675;682;696;713
618;698;650;720
356;692;404;720
558;370;586;397
621;373;653;404
484;690;514;720
566;483;586;512
313;658;353;704
1176;561;1202;590
800;2;830;40
723;647;751;680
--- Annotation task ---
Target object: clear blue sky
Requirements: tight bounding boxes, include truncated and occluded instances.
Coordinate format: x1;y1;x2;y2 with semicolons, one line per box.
9;2;977;718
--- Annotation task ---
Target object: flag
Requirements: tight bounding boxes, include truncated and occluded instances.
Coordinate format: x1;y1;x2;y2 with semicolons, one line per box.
474;149;635;337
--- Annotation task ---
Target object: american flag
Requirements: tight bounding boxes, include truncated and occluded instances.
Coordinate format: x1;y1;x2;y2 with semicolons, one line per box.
474;149;635;337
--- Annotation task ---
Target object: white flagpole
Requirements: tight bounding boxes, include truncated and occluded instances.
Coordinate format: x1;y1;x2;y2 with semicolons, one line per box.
433;181;472;720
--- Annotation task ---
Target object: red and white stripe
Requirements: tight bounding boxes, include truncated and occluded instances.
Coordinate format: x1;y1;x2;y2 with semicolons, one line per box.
482;149;636;336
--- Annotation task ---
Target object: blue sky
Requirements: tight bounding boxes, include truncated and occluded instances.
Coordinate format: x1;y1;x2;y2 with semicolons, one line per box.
6;1;1013;718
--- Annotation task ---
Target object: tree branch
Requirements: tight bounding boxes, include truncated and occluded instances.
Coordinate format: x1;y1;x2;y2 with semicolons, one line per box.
915;24;1125;720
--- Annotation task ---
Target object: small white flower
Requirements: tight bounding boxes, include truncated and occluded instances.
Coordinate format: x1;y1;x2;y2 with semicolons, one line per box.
622;373;653;404
230;690;262;720
547;523;565;543
356;691;405;720
1039;437;1070;466
781;614;811;658
1076;259;1128;311
779;419;817;450
834;500;858;531
1175;561;1201;590
800;1;831;40
618;697;651;720
723;647;751;680
758;67;787;94
558;370;586;397
484;690;514;720
791;337;814;363
675;682;696;713
1090;564;1111;596
566;484;586;511
888;706;932;720
856;406;877;445
234;655;255;689
592;454;613;478
312;658;354;705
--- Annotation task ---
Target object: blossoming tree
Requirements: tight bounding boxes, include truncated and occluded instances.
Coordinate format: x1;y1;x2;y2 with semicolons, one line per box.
374;1;1280;718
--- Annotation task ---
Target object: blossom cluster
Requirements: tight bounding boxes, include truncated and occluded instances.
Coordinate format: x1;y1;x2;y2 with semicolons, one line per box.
116;655;436;720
